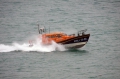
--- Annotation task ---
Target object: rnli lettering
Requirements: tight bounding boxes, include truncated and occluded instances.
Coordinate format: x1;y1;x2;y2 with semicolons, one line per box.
84;38;87;40
74;38;87;43
74;40;79;42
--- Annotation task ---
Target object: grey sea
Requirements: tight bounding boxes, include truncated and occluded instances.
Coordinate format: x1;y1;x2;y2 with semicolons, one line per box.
0;0;120;79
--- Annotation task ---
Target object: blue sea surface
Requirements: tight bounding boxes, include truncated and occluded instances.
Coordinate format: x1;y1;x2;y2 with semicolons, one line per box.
0;0;120;79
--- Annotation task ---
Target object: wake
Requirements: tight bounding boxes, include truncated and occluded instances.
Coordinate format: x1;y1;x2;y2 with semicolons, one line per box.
0;36;66;53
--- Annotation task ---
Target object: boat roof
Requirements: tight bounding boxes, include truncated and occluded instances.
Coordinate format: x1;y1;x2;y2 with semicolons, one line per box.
44;32;66;36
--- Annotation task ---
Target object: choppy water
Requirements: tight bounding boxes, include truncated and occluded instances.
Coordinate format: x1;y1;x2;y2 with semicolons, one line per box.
0;0;120;79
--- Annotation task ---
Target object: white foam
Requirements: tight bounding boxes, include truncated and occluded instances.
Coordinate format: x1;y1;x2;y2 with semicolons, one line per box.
0;36;66;53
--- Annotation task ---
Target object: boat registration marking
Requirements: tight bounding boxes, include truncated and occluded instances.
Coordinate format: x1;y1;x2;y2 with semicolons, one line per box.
74;38;87;43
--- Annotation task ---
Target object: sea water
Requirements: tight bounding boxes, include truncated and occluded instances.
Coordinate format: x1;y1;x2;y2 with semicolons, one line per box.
0;0;120;79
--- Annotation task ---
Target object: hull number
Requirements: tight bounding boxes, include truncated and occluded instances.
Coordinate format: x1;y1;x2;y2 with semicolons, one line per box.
74;38;87;43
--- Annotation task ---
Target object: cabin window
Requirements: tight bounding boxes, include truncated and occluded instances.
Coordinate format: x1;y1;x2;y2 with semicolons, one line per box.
51;35;55;38
57;34;61;38
46;36;51;38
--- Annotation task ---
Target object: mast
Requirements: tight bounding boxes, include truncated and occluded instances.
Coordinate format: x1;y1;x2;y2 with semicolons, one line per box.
44;26;46;33
38;24;40;34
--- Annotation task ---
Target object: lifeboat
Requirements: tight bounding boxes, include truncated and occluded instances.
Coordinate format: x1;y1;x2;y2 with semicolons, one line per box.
29;25;90;48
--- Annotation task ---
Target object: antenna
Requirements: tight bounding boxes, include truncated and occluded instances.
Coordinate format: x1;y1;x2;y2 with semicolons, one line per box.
44;26;46;33
38;24;40;34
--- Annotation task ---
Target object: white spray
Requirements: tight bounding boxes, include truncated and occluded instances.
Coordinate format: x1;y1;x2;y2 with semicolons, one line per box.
0;35;66;53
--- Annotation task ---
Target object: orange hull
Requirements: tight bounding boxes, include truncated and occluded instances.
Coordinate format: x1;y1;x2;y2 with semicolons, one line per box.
40;32;90;48
41;32;75;44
